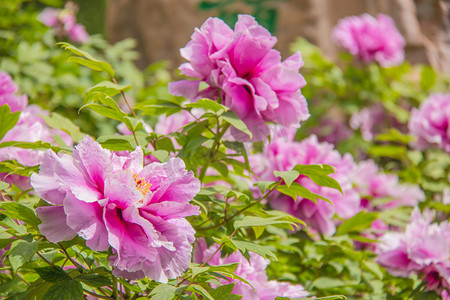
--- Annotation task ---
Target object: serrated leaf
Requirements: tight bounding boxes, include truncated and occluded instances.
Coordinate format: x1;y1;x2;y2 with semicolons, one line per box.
35;266;71;283
0;105;21;141
221;111;252;140
24;278;52;300
273;170;299;188
336;210;378;235
59;42;115;77
149;284;176;300
75;275;112;287
0;202;41;227
185;98;229;113
42;280;83;300
8;240;39;272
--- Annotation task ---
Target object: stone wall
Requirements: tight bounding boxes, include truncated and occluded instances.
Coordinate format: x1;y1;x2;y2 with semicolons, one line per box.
106;0;450;74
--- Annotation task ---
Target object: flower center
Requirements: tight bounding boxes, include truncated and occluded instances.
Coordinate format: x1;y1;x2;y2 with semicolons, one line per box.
132;173;151;198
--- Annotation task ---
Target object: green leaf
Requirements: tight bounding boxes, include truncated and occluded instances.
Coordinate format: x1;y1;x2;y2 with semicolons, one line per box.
58;42;115;77
336;210;378;235
135;99;181;116
221;111;252;139
99;138;134;151
8;240;39;272
41;113;85;143
24;279;52;300
212;161;229;177
35;266;71;283
42;280;83;300
75;275;112;287
0;202;41;227
368;145;406;159
149;284;176;300
155;137;175;152
253;181;278;193
294;164;342;193
209;284;241;300
276;182;331;204
231;238;277;261
0;181;9;190
190;266;210;278
0;105;21;141
234;216;298;230
85;81;131;103
80;103;126;122
185;98;229;113
273;170;299;188
187;285;214;300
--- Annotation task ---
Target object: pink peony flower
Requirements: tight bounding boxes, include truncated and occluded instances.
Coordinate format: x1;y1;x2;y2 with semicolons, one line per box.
0;71;28;113
38;5;89;43
408;93;450;153
0;72;72;189
194;239;308;299
251;135;360;235
376;208;450;293
333;13;405;67
169;15;309;141
31;136;200;282
354;160;424;210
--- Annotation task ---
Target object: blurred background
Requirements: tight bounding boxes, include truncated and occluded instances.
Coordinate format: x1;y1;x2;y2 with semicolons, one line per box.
72;0;450;74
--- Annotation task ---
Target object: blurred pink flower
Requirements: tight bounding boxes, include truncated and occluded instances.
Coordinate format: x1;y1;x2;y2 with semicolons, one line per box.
169;15;309;141
38;5;89;43
0;72;72;189
0;71;28;113
354;160;424;210
376;208;450;293
251;135;360;235
194;239;308;299
31;136;200;282
408;93;450;153
333;13;405;67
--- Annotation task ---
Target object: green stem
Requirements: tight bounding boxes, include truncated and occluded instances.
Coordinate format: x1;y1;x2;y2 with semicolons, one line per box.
197;181;281;232
198;122;231;182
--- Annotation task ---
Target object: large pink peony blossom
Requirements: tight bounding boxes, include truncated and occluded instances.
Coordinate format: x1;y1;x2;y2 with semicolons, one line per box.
194;239;308;299
251;134;360;235
408;93;450;153
376;208;450;293
169;15;309;141
31;136;200;282
333;14;405;67
354;160;424;210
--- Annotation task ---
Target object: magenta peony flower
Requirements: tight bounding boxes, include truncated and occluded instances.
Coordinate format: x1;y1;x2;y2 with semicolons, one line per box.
194;239;308;299
408;93;450;153
0;71;28;113
376;208;450;293
31;136;200;282
354;160;424;210
333;14;405;67
250;135;360;235
169;15;309;141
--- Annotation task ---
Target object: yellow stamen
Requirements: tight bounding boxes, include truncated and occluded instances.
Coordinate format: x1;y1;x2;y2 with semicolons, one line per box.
132;173;151;198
